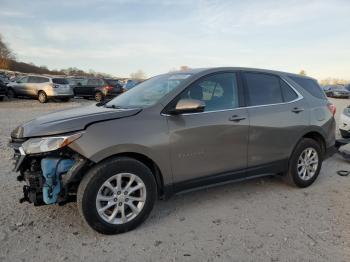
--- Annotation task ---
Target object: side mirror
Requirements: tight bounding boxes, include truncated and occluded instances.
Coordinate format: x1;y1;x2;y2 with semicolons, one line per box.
169;99;205;115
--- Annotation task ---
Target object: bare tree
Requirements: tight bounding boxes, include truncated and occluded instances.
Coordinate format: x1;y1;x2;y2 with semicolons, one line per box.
299;70;307;76
0;34;15;69
180;65;190;71
130;69;146;80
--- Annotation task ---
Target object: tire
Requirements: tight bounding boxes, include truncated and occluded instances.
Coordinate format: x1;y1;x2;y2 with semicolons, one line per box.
59;97;70;102
0;96;3;101
94;92;104;102
77;157;157;235
7;88;15;99
285;138;322;188
38;91;48;103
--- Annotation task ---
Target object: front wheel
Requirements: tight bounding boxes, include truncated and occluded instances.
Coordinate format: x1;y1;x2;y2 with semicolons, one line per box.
77;157;157;234
285;138;322;187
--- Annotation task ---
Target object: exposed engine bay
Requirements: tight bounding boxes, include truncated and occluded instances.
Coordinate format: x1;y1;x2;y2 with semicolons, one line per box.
11;137;89;206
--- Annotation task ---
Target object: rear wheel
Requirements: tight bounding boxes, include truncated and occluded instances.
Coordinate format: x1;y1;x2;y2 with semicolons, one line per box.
38;91;48;103
285;138;322;187
77;157;157;234
94;92;104;102
0;96;4;101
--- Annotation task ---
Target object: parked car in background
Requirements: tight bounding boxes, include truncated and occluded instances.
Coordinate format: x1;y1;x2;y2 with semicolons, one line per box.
0;75;9;84
0;79;8;101
123;79;141;91
344;84;350;92
323;85;350;98
7;75;73;103
10;67;336;234
104;78;124;97
71;78;123;102
340;106;350;138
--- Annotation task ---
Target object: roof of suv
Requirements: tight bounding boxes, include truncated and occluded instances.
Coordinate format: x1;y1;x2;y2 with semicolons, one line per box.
173;67;316;81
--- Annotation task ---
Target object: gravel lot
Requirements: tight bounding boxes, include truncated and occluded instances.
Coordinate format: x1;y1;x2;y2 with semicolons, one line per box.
0;97;349;262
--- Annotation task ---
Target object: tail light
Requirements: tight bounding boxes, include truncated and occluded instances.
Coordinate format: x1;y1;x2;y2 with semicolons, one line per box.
104;86;113;91
327;102;336;116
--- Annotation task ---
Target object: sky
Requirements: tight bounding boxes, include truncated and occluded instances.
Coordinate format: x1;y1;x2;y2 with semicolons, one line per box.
0;0;349;80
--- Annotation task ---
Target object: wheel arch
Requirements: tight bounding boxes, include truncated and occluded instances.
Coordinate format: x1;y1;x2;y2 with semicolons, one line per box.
302;131;326;155
94;152;166;199
294;130;326;157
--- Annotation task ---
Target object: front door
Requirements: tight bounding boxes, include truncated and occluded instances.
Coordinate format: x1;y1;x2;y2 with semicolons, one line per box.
166;72;249;185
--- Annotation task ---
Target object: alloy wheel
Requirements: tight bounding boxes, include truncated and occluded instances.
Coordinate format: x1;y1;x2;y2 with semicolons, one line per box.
96;173;146;224
297;147;319;181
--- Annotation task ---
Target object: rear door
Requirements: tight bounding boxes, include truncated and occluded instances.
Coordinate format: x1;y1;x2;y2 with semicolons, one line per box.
243;71;309;170
166;72;249;185
34;76;50;96
24;76;39;96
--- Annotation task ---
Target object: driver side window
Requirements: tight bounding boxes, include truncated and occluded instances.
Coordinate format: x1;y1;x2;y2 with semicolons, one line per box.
178;72;239;112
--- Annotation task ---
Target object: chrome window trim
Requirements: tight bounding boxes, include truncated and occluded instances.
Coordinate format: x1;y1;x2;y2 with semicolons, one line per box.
161;76;304;116
244;76;303;109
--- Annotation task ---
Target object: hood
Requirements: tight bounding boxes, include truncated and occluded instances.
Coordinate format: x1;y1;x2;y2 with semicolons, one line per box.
12;105;141;138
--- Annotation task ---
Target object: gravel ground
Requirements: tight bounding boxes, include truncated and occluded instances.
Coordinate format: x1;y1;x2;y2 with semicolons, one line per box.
0;97;349;262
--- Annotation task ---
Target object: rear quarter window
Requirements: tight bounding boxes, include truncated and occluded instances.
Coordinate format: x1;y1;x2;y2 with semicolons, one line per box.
289;76;326;99
52;78;69;85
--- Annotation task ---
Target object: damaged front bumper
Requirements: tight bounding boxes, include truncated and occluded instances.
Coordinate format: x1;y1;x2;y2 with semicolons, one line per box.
10;139;89;206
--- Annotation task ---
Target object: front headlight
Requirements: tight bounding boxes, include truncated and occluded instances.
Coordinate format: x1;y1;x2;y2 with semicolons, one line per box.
21;133;82;154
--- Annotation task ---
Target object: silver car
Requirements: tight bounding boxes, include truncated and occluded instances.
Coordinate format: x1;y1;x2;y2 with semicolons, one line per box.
8;75;73;103
10;67;336;234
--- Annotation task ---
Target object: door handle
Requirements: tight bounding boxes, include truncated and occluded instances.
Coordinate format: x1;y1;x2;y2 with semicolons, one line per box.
291;107;304;114
229;115;246;122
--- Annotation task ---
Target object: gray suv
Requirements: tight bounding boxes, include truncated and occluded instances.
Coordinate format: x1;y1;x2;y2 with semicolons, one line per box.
10;67;336;234
8;75;73;103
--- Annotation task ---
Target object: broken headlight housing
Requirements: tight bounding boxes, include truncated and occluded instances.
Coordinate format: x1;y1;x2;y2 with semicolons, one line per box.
21;133;83;155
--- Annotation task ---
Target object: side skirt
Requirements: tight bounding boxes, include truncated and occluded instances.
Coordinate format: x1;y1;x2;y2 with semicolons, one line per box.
163;159;288;199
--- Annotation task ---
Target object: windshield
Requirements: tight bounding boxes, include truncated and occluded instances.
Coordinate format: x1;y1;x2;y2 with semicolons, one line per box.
106;73;191;108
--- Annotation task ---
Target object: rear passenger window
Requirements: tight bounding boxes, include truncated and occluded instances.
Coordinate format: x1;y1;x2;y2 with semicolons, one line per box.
244;73;283;106
37;77;49;83
27;76;37;83
280;80;298;102
289;76;326;99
